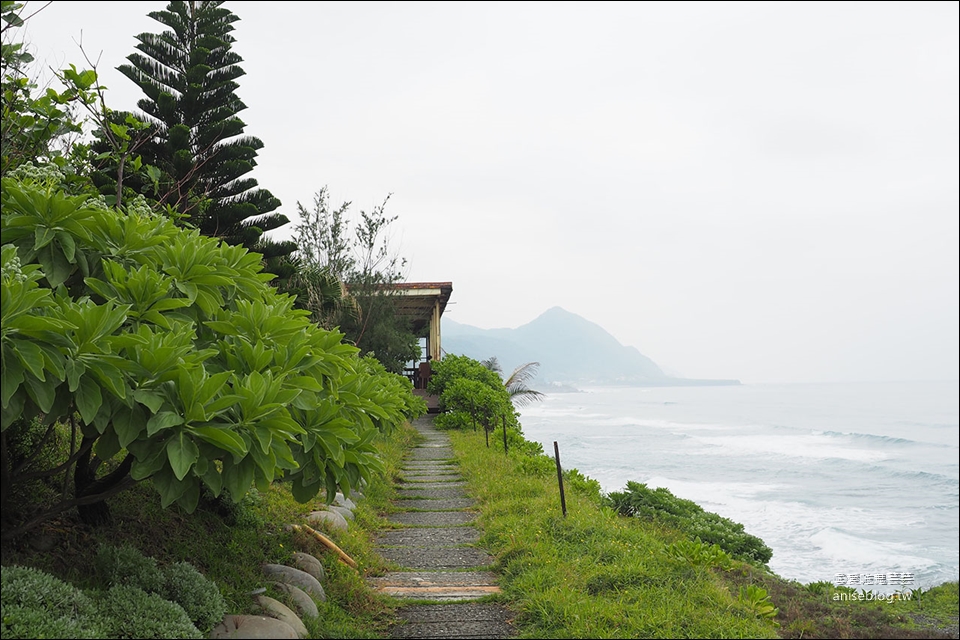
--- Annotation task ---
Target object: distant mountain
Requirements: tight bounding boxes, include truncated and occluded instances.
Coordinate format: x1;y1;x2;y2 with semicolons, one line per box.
442;307;740;387
441;307;654;385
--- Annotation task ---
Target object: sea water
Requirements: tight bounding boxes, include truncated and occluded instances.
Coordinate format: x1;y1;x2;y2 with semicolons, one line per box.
517;381;959;591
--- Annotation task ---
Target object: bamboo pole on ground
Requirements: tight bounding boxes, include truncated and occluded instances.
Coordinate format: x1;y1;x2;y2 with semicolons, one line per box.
291;523;358;569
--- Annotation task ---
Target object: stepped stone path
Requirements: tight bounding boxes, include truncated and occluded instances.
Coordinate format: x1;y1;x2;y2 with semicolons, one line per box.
369;415;514;639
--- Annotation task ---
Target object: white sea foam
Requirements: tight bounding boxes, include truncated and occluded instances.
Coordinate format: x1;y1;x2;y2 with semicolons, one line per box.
809;528;936;568
687;433;889;463
518;381;959;589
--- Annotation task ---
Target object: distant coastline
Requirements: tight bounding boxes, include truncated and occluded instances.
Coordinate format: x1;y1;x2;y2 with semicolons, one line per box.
632;377;742;387
542;378;741;392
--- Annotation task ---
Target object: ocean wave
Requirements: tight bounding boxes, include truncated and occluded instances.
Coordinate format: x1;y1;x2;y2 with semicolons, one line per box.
687;433;889;463
818;429;958;449
879;467;959;485
819;430;917;446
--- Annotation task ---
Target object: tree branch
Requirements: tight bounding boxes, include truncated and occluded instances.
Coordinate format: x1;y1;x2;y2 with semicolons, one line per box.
0;473;137;542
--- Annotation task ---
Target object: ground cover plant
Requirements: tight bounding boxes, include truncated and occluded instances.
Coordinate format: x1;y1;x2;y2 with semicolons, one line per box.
607;480;773;564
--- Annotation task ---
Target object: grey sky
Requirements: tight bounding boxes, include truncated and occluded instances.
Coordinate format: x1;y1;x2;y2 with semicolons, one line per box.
16;1;959;383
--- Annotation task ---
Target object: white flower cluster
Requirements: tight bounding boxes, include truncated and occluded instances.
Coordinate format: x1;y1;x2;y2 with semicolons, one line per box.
124;194;156;218
1;252;26;285
84;193;110;210
8;162;65;186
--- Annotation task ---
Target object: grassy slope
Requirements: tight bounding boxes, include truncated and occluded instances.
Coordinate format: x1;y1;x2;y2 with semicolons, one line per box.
3;419;956;639
447;427;958;640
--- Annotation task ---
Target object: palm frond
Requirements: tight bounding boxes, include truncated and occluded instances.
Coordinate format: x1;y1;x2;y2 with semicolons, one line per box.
481;356;502;373
505;362;545;406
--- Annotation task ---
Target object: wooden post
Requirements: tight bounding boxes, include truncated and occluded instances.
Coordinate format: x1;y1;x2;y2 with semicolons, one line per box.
553;441;567;517
501;414;508;455
484;421;489;447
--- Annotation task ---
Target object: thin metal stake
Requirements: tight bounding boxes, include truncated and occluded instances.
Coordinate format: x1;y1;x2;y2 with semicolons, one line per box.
554;441;567;517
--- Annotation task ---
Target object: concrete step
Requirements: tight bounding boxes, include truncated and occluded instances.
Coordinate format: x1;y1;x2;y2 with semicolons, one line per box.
376;527;481;547
387;511;477;527
397;481;467;489
401;476;465;483
389;604;513;638
378;547;494;570
395;487;467;499
394;498;475;511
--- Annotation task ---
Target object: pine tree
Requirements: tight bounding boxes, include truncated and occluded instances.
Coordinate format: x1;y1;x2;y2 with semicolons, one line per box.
117;1;294;258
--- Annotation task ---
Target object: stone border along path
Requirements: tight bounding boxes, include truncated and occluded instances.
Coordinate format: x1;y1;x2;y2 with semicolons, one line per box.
210;488;362;639
368;415;515;639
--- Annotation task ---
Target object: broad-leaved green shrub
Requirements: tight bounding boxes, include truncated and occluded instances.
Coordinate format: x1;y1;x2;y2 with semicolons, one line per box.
606;481;773;564
1;174;425;538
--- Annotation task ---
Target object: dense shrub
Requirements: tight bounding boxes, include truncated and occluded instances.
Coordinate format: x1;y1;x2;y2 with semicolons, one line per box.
93;544;226;633
95;543;164;593
428;355;522;439
427;354;504;397
1;174;425;540
0;565;102;639
92;585;202;639
160;562;227;633
606;481;773;564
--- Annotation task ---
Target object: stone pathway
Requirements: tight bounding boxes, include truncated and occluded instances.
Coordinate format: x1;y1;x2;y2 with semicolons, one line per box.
368;415;514;639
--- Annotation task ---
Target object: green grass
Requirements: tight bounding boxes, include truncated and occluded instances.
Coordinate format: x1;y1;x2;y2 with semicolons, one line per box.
449;428;778;639
5;417;956;639
448;427;959;639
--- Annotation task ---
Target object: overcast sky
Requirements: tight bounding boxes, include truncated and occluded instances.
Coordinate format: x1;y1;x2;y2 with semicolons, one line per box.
15;1;959;383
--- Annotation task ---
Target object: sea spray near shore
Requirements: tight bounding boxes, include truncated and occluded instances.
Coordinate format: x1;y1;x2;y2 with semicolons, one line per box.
518;381;959;591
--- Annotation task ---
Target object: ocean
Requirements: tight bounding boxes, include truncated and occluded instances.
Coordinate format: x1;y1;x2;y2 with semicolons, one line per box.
517;381;959;592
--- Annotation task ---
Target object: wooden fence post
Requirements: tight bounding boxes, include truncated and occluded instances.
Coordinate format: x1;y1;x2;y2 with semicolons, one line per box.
553;441;567;517
501;415;508;455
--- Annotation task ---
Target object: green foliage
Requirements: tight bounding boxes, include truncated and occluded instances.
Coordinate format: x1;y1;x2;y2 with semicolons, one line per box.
114;0;294;261
93;585;202;639
606;481;773;565
93;543;226;633
429;353;504;396
429;354;520;436
561;466;603;502
738;584;780;626
1;3;83;176
1;175;422;540
160;562;227;633
433;377;513;432
667;536;732;569
0;419;418;639
500;360;545;407
291;187;419;373
447;428;779;639
0;564;102;639
95;543;164;593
